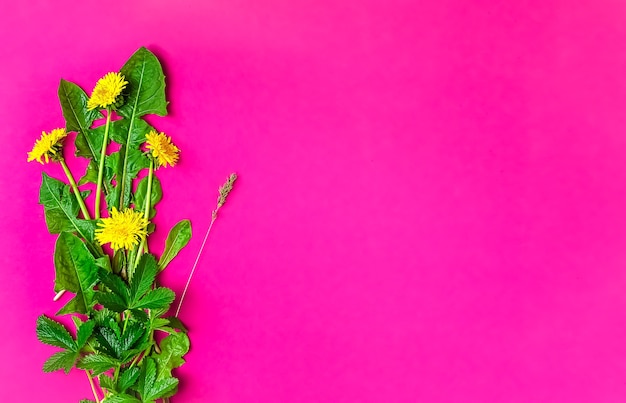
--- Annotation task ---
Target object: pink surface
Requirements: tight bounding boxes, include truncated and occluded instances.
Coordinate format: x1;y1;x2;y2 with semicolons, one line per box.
2;0;626;401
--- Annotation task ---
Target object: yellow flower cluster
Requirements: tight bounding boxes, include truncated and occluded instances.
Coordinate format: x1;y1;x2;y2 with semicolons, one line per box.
87;72;128;110
27;128;67;164
95;207;148;251
145;130;180;168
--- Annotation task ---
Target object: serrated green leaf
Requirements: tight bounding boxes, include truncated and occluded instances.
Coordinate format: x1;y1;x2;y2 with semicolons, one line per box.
134;175;162;219
79;399;97;403
129;254;158;304
136;357;157;399
78;354;119;376
43;350;79;374
99;373;117;392
119;322;147;353
146;376;179;401
54;232;98;315
36;315;76;351
94;293;128;312
76;320;96;349
158;220;192;271
94;326;123;359
98;268;130;302
102;394;141;403
133;287;175;310
119;367;141;393
153;332;189;381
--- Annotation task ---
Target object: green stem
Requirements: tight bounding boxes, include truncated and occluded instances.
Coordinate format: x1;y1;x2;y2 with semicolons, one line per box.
86;370;101;403
60;158;91;220
133;161;154;269
95;107;112;220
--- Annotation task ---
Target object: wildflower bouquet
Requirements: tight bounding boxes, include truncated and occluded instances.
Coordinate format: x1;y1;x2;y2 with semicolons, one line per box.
28;47;235;402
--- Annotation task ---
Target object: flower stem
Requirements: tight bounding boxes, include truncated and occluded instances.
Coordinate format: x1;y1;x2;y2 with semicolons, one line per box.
60;158;91;220
95;107;112;220
133;161;154;269
86;370;101;403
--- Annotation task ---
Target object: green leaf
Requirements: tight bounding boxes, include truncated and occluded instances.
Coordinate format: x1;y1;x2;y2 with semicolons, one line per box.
129;254;158;304
146;376;179;401
134;175;162;219
158;220;192;271
136;357;157;399
102;394;141;403
76;320;96;349
78;161;99;186
58;79;101;160
94;326;123;359
78;354;120;376
99;374;117;392
165;317;188;333
119;322;148;353
98;268;130;303
80;400;97;403
106;146;150;211
54;232;98;315
114;47;167;212
133;287;175;310
39;173;100;255
118;47;168;119
118;367;141;393
153;332;190;381
43;350;79;374
95;293;128;313
36;315;76;351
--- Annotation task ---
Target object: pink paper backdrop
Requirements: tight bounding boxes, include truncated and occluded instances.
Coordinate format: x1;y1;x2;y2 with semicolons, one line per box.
2;0;626;401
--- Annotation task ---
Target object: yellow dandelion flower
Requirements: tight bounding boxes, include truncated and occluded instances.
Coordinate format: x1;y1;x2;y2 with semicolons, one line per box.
87;72;128;110
95;207;148;251
27;128;67;164
145;130;180;168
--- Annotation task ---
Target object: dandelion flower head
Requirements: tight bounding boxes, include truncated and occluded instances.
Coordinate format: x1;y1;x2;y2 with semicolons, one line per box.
27;128;67;164
145;130;180;168
87;72;128;110
95;207;148;251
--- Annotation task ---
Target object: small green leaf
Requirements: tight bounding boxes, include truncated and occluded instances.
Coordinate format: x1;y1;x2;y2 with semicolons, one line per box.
94;326;123;359
153;332;190;381
106;146;150;210
136;357;157;399
165;317;188;333
146;376;179;401
119;322;147;353
134;175;162;219
158;220;192;271
43;350;79;374
102;394;141;403
133;287;175;310
36;315;76;351
94;293;128;313
76;320;96;349
129;254;158;304
118;367;141;393
99;374;117;392
98;268;130;303
78;354;119;376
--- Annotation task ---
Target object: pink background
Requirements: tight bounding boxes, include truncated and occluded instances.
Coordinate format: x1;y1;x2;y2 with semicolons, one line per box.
2;0;626;401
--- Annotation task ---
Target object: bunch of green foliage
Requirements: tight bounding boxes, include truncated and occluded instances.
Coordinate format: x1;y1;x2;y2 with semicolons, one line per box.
32;47;193;403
